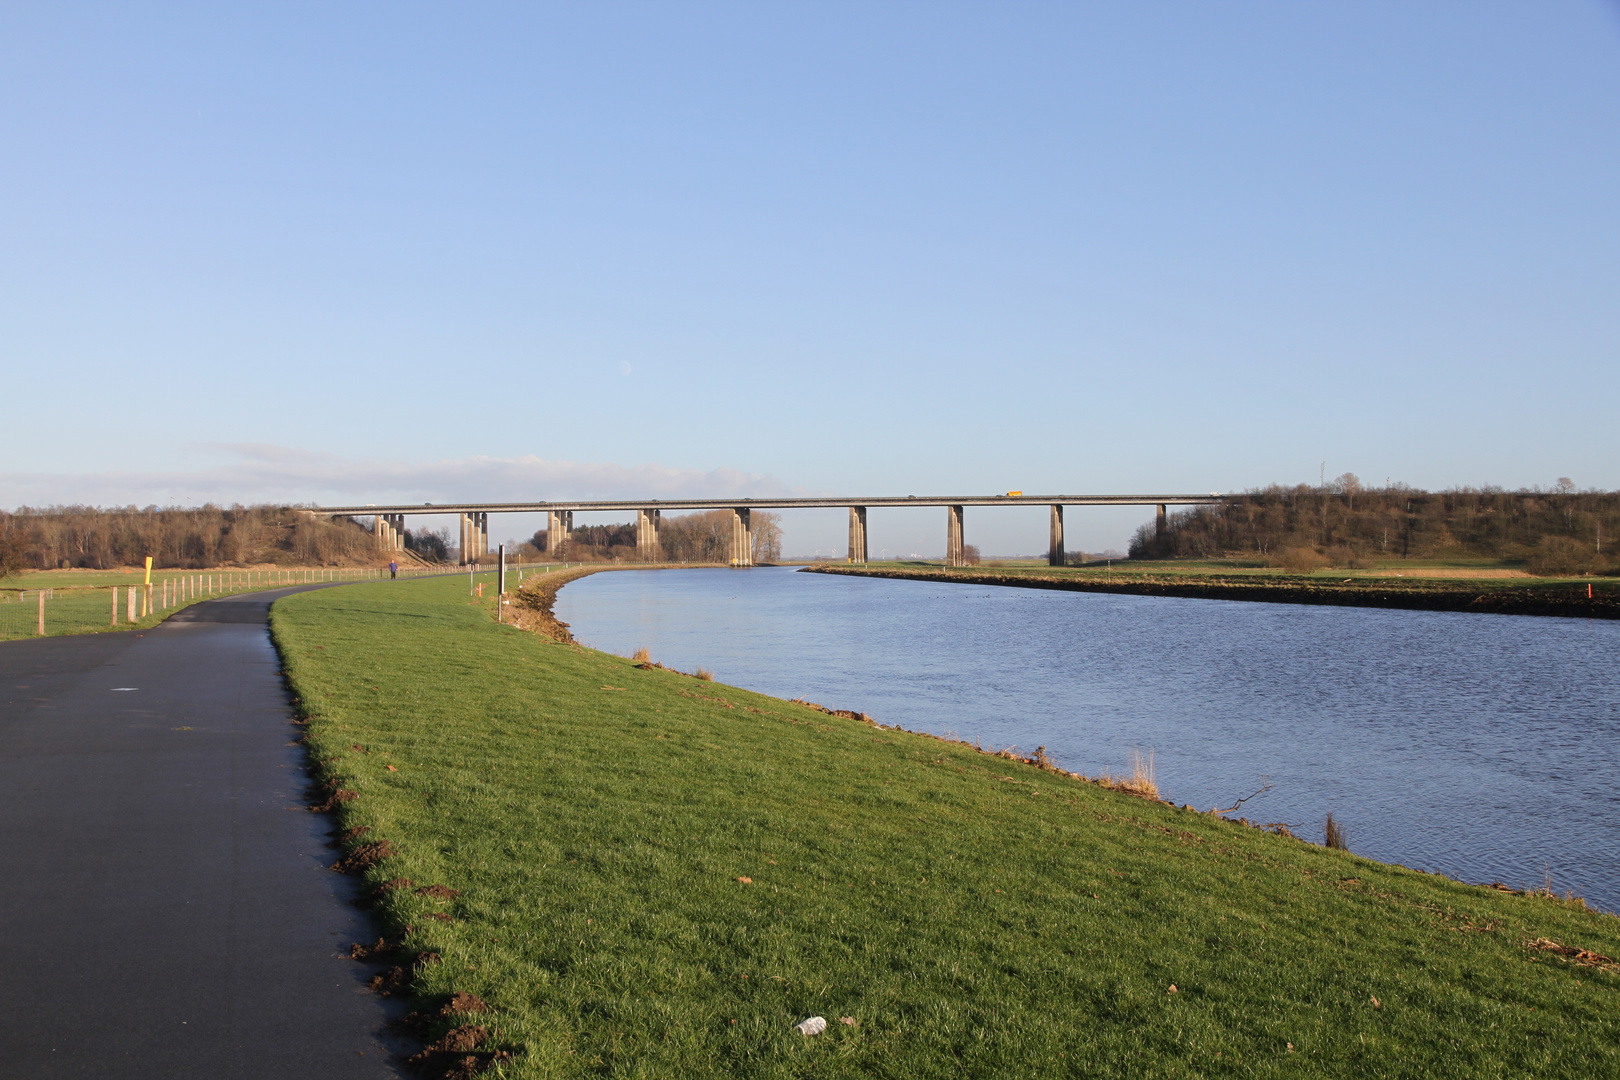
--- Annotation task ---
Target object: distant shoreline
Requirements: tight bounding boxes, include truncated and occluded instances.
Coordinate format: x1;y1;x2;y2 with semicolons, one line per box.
802;564;1619;620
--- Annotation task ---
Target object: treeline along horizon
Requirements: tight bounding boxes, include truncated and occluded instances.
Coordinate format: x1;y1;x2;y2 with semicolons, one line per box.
0;503;788;574
0;504;386;572
1132;478;1619;575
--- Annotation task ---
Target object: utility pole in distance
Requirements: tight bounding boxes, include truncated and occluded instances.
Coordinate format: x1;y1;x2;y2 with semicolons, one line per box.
497;544;506;622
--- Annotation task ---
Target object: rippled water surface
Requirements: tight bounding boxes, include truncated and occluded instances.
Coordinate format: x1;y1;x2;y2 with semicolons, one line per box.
556;567;1620;909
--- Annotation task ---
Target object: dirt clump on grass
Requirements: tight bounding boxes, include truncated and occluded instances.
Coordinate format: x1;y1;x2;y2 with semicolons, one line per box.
400;992;489;1034
408;1024;511;1078
790;698;875;723
332;838;398;873
416;884;460;900
349;936;400;960
368;950;440;996
1526;937;1619;973
445;992;487;1015
369;965;411;995
308;787;357;813
372;877;414;900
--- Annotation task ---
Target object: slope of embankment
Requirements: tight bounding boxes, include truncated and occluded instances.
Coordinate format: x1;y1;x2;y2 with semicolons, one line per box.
804;563;1620;619
271;573;1619;1078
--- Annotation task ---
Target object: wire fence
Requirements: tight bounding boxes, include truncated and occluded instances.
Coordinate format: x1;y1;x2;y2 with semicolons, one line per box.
0;563;455;641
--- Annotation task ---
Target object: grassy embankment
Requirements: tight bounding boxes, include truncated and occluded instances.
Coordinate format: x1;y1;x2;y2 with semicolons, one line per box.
271;573;1620;1078
806;560;1620;619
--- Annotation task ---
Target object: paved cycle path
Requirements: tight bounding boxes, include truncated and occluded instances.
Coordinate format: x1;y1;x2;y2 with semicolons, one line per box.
0;586;403;1078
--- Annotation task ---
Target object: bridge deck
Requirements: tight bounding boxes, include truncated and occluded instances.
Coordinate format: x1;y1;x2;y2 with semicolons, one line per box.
313;494;1223;515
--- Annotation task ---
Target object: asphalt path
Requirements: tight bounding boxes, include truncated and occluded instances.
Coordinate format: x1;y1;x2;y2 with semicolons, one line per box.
0;585;404;1078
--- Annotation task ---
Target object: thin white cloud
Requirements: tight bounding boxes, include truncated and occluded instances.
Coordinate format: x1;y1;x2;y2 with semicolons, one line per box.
0;444;799;509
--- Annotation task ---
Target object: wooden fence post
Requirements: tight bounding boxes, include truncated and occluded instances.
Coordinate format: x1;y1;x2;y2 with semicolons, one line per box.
112;587;118;626
37;590;45;636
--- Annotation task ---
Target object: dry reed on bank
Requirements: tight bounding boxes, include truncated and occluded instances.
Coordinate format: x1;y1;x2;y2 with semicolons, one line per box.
1325;812;1349;850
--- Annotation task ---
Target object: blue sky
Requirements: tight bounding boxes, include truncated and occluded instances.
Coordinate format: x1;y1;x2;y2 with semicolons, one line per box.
4;3;1617;555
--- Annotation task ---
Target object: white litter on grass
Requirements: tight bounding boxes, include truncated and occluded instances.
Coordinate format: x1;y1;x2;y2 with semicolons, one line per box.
795;1016;827;1036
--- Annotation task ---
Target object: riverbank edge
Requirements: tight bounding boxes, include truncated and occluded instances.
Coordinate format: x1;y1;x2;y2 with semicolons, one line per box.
522;565;1612;914
507;562;748;641
802;564;1620;619
268;574;1620;1076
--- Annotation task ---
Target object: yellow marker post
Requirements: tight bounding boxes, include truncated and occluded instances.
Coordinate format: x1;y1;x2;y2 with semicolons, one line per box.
144;557;153;585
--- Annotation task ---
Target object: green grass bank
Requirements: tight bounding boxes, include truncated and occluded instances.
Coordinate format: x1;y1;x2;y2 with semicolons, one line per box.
271;574;1619;1078
805;562;1620;620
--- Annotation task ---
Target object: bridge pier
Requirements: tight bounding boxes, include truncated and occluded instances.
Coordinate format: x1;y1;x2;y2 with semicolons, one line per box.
730;507;753;566
847;506;867;563
1049;505;1064;566
460;513;488;562
636;508;661;562
546;510;572;556
375;514;404;552
945;505;964;566
1156;503;1167;543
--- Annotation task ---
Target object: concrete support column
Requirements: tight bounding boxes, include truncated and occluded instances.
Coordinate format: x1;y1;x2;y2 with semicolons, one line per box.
945;505;964;566
391;514;406;552
1156;503;1168;543
373;514;386;548
636;508;661;562
730;507;753;566
847;506;868;564
476;513;489;559
1049;505;1065;567
459;514;472;564
546;510;571;556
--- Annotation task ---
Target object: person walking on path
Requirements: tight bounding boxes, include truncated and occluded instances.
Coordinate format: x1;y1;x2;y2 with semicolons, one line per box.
389;560;397;579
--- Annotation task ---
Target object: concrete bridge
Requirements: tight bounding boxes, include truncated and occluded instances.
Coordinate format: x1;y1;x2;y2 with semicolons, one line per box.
315;494;1224;567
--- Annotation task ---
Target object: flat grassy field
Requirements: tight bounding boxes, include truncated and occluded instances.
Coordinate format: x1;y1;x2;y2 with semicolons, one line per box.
2;563;417;592
272;574;1620;1078
0;564;480;641
811;562;1617;620
0;566;403;641
865;556;1605;583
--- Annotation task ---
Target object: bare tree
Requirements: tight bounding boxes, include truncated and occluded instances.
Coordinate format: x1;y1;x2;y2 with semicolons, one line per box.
1127;484;1620;575
0;529;29;579
751;511;782;564
0;505;383;569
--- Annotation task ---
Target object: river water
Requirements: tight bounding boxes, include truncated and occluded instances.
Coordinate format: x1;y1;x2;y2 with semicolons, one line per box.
555;566;1620;910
